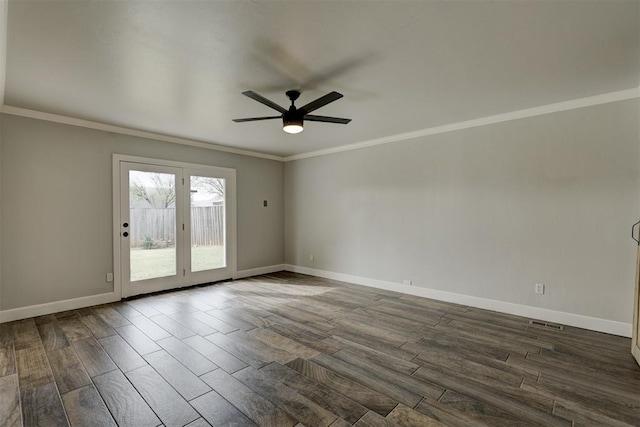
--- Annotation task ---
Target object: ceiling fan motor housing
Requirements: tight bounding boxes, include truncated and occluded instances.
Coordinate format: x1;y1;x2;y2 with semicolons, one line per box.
284;107;304;124
283;107;304;133
286;90;301;103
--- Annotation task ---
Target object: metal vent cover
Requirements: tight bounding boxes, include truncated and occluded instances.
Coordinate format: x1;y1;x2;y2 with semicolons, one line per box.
529;320;564;330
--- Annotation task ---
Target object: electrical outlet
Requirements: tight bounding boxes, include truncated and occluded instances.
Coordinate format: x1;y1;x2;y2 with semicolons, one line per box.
309;254;314;262
106;273;114;282
403;280;412;286
535;283;545;295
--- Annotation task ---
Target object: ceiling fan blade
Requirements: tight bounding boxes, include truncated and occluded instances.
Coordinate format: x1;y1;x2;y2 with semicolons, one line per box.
305;115;351;124
299;91;343;114
232;116;281;122
242;91;287;113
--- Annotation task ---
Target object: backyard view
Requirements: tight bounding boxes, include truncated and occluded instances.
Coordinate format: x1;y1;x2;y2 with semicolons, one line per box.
130;246;224;281
129;171;225;282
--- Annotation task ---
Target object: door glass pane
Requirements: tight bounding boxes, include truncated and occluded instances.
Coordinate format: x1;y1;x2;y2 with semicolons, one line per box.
190;176;226;272
129;171;176;281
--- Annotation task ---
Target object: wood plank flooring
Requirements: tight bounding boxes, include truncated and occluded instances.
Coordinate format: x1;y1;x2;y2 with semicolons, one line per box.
1;271;639;426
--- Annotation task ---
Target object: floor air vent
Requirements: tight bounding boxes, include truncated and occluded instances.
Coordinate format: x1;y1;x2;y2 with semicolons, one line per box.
529;320;564;330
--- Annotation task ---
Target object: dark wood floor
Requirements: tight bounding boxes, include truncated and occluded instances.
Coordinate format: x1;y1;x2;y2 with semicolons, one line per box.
1;272;639;426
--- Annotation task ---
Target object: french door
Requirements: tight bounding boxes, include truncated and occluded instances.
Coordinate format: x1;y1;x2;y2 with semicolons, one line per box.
115;156;235;298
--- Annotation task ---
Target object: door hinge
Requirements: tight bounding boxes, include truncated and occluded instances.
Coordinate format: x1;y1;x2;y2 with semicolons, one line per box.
182;178;185;185
182;223;185;231
183;269;186;276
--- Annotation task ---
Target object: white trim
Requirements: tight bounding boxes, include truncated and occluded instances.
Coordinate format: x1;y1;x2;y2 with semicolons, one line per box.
0;292;119;323
234;264;285;279
1;263;630;338
284;87;640;161
113;153;238;171
112;157;122;300
284;264;632;338
0;105;283;161
1;88;638;163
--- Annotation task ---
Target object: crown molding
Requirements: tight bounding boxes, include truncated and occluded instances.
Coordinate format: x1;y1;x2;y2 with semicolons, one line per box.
0;105;285;162
283;87;640;162
2;87;638;163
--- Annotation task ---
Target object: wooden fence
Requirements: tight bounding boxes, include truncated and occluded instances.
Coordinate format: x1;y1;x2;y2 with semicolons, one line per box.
190;206;225;246
130;206;224;247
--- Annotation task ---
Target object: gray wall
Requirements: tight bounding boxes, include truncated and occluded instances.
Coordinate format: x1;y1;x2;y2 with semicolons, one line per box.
285;99;640;323
0;115;3;310
1;114;284;310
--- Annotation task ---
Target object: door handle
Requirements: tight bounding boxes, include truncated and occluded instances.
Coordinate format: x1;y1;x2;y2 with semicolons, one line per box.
632;220;640;244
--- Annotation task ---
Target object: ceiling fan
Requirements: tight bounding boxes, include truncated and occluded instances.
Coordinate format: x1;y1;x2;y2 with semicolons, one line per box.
233;90;351;134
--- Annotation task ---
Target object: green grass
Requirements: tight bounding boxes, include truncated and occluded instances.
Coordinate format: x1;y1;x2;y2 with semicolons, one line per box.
130;246;225;281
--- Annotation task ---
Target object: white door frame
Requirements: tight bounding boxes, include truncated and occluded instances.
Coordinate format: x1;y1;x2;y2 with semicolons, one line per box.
633;246;640;365
113;154;237;299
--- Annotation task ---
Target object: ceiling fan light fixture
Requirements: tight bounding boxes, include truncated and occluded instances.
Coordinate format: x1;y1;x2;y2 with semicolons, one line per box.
283;124;304;134
283;120;303;134
283;113;303;134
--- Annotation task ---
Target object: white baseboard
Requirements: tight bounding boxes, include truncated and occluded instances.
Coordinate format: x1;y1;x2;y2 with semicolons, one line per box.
2;265;632;337
0;292;119;323
235;264;285;280
284;264;632;338
0;263;286;324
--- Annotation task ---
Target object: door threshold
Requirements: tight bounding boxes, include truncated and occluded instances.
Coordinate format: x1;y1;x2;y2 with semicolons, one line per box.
121;278;234;301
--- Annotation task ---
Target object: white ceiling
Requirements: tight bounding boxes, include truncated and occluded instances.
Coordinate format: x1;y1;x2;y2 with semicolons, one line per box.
4;0;639;157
